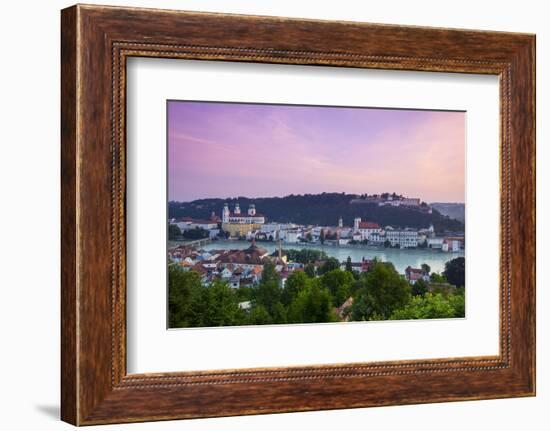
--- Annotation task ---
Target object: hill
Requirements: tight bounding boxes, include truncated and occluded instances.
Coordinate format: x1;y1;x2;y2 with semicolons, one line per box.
169;193;464;233
430;203;465;223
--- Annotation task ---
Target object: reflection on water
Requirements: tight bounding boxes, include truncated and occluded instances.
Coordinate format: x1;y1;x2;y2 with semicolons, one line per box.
199;240;464;274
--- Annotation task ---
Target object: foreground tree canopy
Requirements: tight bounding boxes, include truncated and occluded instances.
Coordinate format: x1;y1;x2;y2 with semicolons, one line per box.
168;255;465;328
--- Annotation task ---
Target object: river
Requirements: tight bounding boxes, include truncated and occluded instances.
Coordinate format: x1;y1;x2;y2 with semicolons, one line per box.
196;240;463;274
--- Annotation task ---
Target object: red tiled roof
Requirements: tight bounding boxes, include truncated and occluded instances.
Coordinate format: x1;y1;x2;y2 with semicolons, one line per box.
358;221;380;229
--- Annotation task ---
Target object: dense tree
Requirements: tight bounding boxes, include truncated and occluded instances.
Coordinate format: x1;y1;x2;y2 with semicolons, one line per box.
181;227;209;240
320;269;354;306
285;249;328;264
287;280;337;323
443;257;465;287
260;260;279;285
345;256;353;272
390;293;457;320
304;263;316;278
168;266;201;327
318;257;340;275
168;224;182;240
411;278;429;296
200;280;245;326
320;228;326;245
247;305;272;325
421;263;431;275
430;272;446;283
168;267;244;328
350;262;411;321
281;271;310;306
448;286;465;317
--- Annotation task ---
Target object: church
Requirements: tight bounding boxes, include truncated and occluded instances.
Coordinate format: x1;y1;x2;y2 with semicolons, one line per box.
221;203;266;237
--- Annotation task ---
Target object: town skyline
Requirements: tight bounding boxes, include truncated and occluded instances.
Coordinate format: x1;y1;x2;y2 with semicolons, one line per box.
168;101;465;203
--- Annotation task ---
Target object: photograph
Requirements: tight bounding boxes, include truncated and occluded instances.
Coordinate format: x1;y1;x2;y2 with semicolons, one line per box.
167;101;466;328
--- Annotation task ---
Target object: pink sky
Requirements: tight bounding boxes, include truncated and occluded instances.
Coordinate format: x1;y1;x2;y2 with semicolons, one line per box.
168;101;465;203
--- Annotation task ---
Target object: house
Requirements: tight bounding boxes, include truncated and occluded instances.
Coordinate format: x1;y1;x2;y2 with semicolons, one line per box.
427;237;444;249
405;266;429;284
285;229;301;243
353;218;381;241
442;237;463;252
386;228;419;248
340;257;373;273
174;216;218;231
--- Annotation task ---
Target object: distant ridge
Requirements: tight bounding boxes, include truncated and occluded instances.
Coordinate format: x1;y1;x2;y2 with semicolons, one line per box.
169;193;464;233
430;203;465;223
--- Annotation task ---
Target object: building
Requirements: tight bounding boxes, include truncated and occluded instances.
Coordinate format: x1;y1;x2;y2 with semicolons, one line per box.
401;197;421;207
174;217;218;232
353;218;381;241
442;237;462;252
218;240;269;269
284;229;301;243
386;228;419;248
427;237;444;249
405;266;429;284
221;203;266;237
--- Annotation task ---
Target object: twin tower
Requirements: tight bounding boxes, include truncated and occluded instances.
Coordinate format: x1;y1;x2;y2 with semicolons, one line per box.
222;203;256;223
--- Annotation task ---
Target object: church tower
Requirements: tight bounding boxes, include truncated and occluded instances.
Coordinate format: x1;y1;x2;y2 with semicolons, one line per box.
234;203;241;215
248;204;256;216
222;203;230;223
338;216;343;229
354;217;361;231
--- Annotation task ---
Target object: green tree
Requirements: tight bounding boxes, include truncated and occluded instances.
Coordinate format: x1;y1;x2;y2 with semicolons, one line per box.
288;280;337;323
261;260;279;285
345;256;353;272
390;293;455;320
318;257;340;275
443;257;465;287
282;271;310;306
200;280;244;326
421;263;431;275
350;262;411;321
320;228;326;245
247;305;272;325
182;227;209;240
411;278;429;297
168;266;202;327
448;286;465;317
430;272;446;283
285;249;328;264
168;268;244;328
168;224;182;240
320;269;354;306
304;263;316;278
253;260;284;322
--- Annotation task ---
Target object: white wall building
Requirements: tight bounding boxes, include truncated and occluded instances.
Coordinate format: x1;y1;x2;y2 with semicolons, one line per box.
222;203;265;224
386;228;419;248
427;237;444;249
353;218;381;241
285;229;301;243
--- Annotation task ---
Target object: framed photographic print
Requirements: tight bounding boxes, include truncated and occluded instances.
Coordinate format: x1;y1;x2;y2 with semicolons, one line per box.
61;4;535;425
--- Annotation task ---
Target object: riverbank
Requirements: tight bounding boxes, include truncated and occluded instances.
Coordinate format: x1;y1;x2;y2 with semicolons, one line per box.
171;239;464;274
